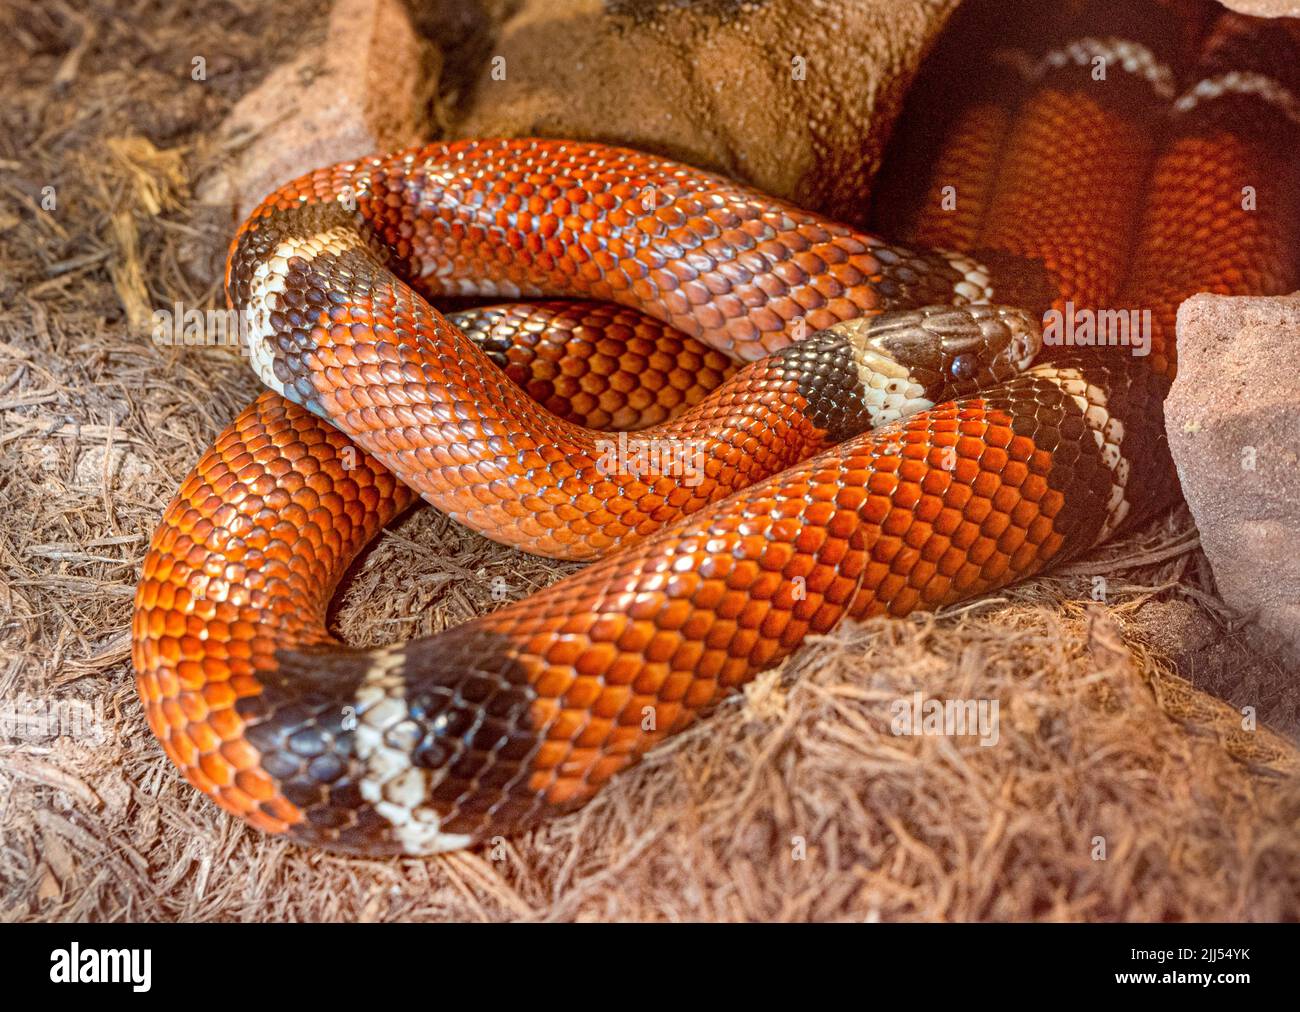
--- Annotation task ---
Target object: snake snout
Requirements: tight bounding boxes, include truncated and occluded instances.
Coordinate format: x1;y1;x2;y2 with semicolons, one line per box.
1001;307;1044;373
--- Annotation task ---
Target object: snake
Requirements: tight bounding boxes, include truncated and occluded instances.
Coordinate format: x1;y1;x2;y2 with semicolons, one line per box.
132;2;1300;855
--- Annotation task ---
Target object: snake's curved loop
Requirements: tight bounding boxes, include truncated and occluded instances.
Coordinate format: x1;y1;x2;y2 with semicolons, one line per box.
133;4;1300;854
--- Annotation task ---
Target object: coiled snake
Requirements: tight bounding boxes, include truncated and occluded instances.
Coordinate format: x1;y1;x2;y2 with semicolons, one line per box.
133;3;1300;854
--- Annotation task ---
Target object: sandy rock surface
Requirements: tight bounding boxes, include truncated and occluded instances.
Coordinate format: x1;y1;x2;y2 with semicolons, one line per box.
198;0;958;231
197;0;438;222
451;0;960;225
1167;294;1300;660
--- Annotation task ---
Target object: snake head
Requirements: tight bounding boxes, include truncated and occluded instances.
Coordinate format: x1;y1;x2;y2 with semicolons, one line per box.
773;304;1043;440
856;303;1043;404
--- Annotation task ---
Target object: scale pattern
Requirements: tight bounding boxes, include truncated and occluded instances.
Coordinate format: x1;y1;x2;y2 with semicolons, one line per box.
133;2;1300;853
450;301;735;430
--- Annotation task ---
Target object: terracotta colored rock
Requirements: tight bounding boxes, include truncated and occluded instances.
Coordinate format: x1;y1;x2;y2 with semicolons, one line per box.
1167;293;1300;660
198;0;438;223
452;0;960;226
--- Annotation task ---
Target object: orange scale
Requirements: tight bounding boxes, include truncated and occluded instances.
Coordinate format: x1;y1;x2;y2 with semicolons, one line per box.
202;681;237;709
878;503;914;537
541;704;588;743
732;592;770;629
951;560;985;594
527;738;569;775
696;629;735;670
966;466;1001;498
908;488;945;523
186;763;218;797
875;569;909;604
826;564;868;603
890;585;922;616
981;504;1015;537
979;553;1011;584
983;423;1014;449
949;513;989;550
919;529;952;563
916;457;952;491
792;552;834;594
669;594;716;636
1008;435;1038;463
1009;498;1040;529
649;699;687;734
168;728;199;768
135;671;160;706
996;525;1028;557
683;677;720;710
612;614;666;652
540;769;589;806
591;685;633;721
588;748;637;788
218;783;259;817
192;712;238;757
1026;514;1056;545
921;571;956;606
642;665;691;704
198;750;235;789
726;626;761;662
990;486;1022;515
927;500;969;536
825;296;865;320
220;736;262;774
968;533;1001;566
957;432;994;461
1010;541;1042;574
979;444;1010;473
177;691;208;723
750;625;793;663
574;639;618;676
573;717;613;750
899;454;933;482
942;473;978;507
935;542;969;578
153;580;179;612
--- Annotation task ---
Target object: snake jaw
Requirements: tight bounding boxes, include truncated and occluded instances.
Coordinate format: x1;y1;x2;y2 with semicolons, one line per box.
847;342;935;427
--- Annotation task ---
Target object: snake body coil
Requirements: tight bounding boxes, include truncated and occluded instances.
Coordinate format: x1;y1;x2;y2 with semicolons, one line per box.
133;4;1300;854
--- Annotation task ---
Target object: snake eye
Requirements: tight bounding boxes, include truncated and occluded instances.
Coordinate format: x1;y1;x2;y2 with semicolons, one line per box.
950;353;979;382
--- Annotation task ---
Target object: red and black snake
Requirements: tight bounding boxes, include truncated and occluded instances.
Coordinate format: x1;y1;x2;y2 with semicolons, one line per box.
133;2;1300;854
